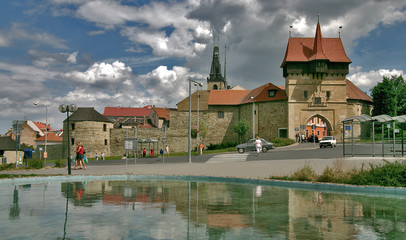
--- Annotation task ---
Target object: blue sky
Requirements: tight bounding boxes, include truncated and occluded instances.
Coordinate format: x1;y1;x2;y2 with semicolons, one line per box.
0;0;405;134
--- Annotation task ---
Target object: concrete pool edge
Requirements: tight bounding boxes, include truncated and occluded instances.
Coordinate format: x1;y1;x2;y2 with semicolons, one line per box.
1;174;405;199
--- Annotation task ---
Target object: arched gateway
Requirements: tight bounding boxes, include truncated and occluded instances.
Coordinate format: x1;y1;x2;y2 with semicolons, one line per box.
281;19;372;140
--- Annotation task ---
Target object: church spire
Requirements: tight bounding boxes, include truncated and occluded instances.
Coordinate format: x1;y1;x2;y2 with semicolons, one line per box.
207;36;226;90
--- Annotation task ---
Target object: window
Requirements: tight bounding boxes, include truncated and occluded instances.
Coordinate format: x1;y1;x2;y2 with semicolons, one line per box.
71;138;74;145
218;111;224;118
304;91;308;99
213;84;218;90
326;91;330;101
314;97;321;105
103;124;107;132
105;139;108;145
268;90;276;97
71;123;75;131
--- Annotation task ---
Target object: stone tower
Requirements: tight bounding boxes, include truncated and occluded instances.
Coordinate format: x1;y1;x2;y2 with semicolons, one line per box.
281;19;352;139
207;45;227;90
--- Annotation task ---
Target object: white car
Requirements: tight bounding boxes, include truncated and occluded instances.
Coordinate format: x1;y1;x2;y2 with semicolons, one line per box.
319;136;337;148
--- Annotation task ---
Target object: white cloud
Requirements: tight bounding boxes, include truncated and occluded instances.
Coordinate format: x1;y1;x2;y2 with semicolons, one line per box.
63;61;133;85
348;67;405;90
67;51;78;64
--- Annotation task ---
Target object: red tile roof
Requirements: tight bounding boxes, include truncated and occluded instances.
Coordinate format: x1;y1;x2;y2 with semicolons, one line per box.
208;90;250;105
281;22;351;67
33;122;52;132
35;132;62;142
103;107;152;117
207;83;288;105
239;83;288;104
152;107;170;120
346;79;373;102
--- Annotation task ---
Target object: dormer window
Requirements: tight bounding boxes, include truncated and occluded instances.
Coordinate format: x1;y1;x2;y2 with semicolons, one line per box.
268;90;276;97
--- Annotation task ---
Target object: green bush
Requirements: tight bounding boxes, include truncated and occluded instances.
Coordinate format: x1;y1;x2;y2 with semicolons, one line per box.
271;160;406;187
54;159;66;168
207;142;237;150
28;159;44;169
291;164;317;182
271;138;295;147
348;161;406;187
0;163;15;171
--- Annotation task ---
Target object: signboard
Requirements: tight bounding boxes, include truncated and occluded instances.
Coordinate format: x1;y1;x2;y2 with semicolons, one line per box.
345;125;351;131
124;138;138;151
387;124;391;129
44;152;47;158
39;147;43;151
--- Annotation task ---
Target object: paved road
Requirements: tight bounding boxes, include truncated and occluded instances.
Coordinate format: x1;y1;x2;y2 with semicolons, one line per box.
5;142;404;179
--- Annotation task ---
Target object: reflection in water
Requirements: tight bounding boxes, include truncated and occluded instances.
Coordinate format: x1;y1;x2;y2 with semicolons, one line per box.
0;179;405;239
9;186;20;220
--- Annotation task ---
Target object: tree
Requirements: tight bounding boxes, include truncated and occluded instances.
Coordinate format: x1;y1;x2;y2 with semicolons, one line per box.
371;76;397;116
233;120;249;143
191;120;208;140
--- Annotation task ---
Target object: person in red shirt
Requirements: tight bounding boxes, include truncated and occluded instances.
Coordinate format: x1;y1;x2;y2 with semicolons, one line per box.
75;142;86;170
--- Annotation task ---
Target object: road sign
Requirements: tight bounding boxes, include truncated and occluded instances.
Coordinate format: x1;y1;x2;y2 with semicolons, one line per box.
345;125;351;131
44;152;47;158
124;138;138;151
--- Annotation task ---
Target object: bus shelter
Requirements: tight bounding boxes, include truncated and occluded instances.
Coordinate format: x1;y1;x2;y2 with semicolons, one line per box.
342;114;406;157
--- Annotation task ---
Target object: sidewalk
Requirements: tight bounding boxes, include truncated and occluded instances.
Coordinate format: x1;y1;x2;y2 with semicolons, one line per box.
4;156;402;180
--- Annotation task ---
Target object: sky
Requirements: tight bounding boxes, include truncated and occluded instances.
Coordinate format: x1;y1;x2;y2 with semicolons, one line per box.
0;0;406;134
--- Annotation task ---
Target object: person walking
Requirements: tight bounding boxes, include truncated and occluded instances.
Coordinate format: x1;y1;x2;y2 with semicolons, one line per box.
101;152;105;160
198;142;204;156
143;148;146;158
165;145;169;157
254;136;263;156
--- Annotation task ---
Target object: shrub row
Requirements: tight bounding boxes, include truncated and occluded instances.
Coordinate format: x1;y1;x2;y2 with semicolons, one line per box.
271;160;406;187
206;142;237;150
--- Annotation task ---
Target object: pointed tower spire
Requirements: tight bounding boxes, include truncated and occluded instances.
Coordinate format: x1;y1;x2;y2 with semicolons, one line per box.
312;16;328;60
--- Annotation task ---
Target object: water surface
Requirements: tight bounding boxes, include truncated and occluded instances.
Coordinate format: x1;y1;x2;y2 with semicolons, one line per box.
1;176;405;239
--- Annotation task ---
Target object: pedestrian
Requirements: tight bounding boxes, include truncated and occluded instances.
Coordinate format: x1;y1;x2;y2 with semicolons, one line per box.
80;143;86;169
295;133;299;142
165;145;169;157
75;142;85;170
95;153;98;161
101;152;105;161
143;148;146;158
254;136;263;156
150;148;154;157
198;142;204;156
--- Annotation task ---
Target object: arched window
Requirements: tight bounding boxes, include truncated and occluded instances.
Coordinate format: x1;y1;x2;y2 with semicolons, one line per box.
213;84;218;90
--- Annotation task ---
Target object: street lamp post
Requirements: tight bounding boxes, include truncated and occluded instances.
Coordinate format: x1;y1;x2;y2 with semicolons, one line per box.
188;78;203;163
59;104;77;175
250;96;255;139
34;101;48;164
194;82;203;152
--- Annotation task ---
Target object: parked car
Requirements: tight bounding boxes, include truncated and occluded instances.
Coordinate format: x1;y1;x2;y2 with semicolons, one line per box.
319;136;337;148
236;138;275;153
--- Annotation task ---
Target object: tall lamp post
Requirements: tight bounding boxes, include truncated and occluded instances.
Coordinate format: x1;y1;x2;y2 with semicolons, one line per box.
59;104;77;175
250;96;255;139
188;78;203;163
194;82;203;151
34;101;48;164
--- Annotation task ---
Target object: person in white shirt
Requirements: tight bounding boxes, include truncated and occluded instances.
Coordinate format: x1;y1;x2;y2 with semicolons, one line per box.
254;136;263;156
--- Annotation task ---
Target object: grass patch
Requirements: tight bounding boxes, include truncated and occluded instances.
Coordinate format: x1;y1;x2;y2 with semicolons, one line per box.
270;160;406;187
